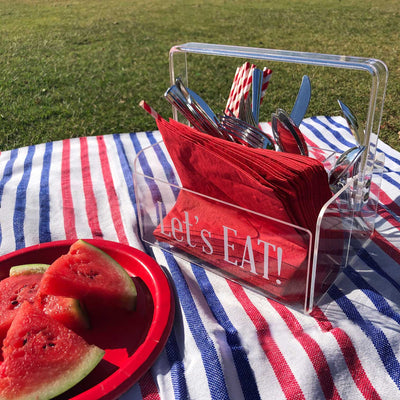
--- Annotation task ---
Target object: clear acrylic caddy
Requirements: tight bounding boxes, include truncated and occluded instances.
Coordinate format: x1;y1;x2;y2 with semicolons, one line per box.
133;43;388;312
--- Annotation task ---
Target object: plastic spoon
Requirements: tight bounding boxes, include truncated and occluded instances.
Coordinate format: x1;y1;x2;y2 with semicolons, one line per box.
328;145;366;192
337;99;362;146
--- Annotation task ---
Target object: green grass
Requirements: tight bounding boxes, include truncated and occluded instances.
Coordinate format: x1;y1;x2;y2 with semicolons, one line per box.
0;0;399;151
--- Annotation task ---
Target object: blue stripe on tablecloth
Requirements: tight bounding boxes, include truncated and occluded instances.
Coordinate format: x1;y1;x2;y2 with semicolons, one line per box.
164;325;189;399
0;148;19;247
13;145;35;249
323;116;352;136
378;203;400;225
344;266;400;325
301;120;341;151
378;149;400;171
112;134;138;217
0;149;18;205
303;117;353;151
129;132;167;214
311;116;400;171
329;284;400;389
39;141;52;243
164;250;230;400
149;250;188;399
146;132;181;192
191;265;261;400
383;172;400;191
357;247;400;292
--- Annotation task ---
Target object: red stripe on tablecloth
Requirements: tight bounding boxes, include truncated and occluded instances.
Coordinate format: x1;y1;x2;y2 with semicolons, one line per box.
377;203;400;231
61;139;77;239
375;182;400;218
227;281;306;400
269;301;342;400
80;137;102;238
372;230;400;264
96;136;128;245
139;370;161;400
376;196;400;232
311;307;382;400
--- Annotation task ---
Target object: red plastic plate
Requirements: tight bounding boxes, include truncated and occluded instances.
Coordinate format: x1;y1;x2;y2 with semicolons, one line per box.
0;239;175;400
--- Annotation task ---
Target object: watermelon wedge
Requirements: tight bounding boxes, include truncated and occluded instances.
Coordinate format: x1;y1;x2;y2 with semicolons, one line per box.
39;240;137;313
0;302;104;400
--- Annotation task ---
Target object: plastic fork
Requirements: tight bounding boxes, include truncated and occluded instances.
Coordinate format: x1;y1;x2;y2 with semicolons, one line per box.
219;114;275;150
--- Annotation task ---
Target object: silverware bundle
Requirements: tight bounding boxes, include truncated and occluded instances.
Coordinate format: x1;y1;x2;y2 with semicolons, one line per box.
141;62;366;194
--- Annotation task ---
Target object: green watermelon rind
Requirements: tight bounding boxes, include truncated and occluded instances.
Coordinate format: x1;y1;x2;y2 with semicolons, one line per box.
22;345;105;400
9;263;50;276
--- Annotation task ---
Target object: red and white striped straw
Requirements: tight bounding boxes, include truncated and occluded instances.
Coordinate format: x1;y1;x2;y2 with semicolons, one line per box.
260;67;272;104
230;63;256;117
139;100;162;121
225;63;248;114
225;67;240;113
226;62;249;116
242;64;256;99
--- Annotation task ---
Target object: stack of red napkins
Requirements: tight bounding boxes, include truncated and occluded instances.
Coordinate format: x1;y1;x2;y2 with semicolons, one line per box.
153;118;333;303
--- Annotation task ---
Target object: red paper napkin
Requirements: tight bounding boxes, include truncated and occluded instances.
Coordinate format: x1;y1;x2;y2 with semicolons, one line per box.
153;117;334;304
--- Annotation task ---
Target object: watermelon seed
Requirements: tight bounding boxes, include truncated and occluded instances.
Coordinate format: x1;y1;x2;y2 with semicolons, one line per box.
77;270;99;279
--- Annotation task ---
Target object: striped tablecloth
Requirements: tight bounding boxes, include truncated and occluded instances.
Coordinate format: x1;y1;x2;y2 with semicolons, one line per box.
1;116;400;399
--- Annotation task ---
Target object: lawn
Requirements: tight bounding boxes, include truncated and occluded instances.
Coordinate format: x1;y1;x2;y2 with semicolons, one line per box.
0;0;399;151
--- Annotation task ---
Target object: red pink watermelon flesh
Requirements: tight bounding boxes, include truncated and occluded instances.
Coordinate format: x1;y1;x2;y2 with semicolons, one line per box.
0;265;89;344
0;274;42;343
39;240;137;313
0;302;104;400
12;264;90;332
35;293;90;332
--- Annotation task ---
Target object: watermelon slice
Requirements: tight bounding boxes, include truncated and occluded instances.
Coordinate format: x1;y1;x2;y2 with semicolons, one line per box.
0;302;104;400
39;240;137;313
0;265;89;344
